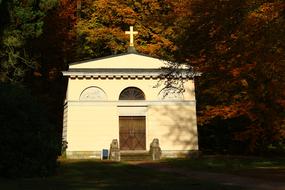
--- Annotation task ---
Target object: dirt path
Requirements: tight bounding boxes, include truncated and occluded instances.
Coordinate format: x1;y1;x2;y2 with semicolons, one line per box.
129;162;285;190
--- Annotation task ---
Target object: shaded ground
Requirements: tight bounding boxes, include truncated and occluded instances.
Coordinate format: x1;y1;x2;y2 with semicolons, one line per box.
132;162;285;190
0;159;242;190
0;157;284;190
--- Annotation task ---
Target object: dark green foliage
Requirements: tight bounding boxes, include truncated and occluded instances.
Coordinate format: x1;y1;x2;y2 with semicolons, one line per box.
0;0;57;82
0;83;59;177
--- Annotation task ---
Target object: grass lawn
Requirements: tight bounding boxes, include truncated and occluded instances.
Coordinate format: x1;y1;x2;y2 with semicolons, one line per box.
162;155;285;171
0;159;242;190
161;155;285;181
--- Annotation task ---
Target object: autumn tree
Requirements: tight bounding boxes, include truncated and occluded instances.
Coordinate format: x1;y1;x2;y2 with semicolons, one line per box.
30;0;78;76
23;0;79;143
75;0;177;59
170;0;285;154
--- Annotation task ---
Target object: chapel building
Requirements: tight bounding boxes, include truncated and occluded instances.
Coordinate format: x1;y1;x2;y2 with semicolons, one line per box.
62;27;199;159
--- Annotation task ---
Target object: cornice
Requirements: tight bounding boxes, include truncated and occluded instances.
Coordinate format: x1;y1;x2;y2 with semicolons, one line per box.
62;68;200;79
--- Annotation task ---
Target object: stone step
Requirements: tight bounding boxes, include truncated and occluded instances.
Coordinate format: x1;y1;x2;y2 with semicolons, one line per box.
120;151;152;161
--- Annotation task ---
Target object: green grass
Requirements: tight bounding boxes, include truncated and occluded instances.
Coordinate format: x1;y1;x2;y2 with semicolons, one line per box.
162;155;285;172
0;159;242;190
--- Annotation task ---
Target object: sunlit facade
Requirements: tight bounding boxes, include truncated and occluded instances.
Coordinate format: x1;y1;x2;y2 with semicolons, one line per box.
62;53;199;159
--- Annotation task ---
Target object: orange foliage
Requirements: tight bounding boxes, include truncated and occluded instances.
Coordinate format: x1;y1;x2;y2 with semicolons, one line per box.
247;2;283;24
198;102;254;125
75;0;177;57
171;0;285;152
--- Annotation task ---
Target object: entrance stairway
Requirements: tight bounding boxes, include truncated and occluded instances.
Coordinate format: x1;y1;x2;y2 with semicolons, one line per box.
120;151;152;161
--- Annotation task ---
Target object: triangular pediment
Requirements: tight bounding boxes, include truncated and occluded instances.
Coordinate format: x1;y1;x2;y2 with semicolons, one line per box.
69;53;168;69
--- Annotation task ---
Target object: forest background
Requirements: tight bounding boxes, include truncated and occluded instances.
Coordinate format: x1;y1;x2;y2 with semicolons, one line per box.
0;0;284;175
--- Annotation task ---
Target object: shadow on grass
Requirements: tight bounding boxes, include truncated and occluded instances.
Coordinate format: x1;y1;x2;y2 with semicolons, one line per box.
0;159;241;190
161;155;285;172
160;155;285;182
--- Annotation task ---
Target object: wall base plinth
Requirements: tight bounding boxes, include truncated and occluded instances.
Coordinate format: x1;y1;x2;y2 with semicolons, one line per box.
65;150;200;160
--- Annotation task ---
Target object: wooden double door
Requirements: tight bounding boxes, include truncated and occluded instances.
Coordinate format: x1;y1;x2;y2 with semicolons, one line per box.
119;116;146;150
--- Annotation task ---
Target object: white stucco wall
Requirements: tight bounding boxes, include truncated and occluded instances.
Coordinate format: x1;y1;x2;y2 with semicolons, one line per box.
67;105;118;151
147;104;198;151
65;77;198;154
62;103;68;142
66;78;195;101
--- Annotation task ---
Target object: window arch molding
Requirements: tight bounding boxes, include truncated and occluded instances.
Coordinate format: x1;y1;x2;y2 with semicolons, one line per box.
79;86;107;101
119;87;145;100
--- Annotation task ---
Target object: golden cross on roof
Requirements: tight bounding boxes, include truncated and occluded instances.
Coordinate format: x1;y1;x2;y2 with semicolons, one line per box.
125;26;138;47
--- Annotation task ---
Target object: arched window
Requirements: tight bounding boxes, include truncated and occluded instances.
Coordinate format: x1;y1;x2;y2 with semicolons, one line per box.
80;86;107;101
119;87;145;100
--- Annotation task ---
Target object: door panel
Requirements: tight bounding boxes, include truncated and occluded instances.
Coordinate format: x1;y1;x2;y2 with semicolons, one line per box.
119;116;146;150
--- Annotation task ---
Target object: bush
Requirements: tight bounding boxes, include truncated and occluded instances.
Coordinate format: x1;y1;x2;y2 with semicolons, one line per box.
0;83;60;177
